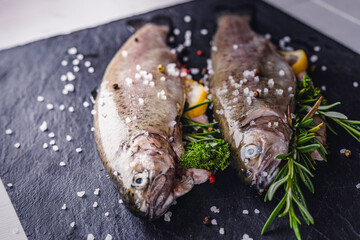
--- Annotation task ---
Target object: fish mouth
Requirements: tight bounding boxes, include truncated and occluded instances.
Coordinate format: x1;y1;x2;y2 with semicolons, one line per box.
250;157;281;191
147;167;175;220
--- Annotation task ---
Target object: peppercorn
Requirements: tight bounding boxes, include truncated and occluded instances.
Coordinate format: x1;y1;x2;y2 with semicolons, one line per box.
113;83;119;90
203;216;212;225
253;90;259;98
202;68;208;74
345;149;351;157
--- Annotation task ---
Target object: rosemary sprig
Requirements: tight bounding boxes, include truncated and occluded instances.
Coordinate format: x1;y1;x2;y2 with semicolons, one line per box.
262;75;360;239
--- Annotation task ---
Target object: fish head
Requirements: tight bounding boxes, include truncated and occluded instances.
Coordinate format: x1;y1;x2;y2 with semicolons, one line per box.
238;119;290;191
118;133;192;220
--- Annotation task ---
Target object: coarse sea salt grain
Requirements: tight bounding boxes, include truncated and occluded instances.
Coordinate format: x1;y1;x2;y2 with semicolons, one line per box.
125;77;133;85
48;132;55;138
7;183;13;188
353;82;359;88
59;104;65;111
46;104;54;110
52;145;59;151
61;60;68;66
37;96;44;102
212;46;218;52
67;72;76;81
94;188;100;195
40;121;48;132
200;29;208;35
288;87;293;92
138;98;144;105
279;70;285;76
73;66;79;72
268;79;274;88
219;228;225;235
61;204;67;210
91;109;97;115
173;28;180;35
276;89;284;96
84;61;91;67
125;117;131;123
321;85;326;91
265;33;271;39
43;143;48;149
340;149;346;154
211;219;217;225
88;67;95;73
67;47;77;55
59;161;66;167
5;129;13;135
164;211;172;222
68;106;74;112
105;234;113;240
314;46;321;52
14;143;20;148
72;59;80;65
356;183;360;189
310;55;318;63
87;234;95;240
77;54;84;60
242;233;253;240
66;135;72;142
93;202;98;208
77;191;85;197
60;74;67;81
70;222;75;228
242;210;249;215
184;15;191;23
76;148;82;153
83;101;90;108
105;212;110;217
321;65;327;71
254;209;260;214
210;206;220;213
121;50;128;57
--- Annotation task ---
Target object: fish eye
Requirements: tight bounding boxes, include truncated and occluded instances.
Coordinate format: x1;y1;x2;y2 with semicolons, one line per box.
132;172;149;189
242;144;260;160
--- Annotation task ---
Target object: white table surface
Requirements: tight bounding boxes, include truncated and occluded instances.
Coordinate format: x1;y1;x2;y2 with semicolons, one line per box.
0;0;359;239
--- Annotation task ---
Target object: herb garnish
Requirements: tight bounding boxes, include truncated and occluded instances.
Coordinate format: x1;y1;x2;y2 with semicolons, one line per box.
180;100;231;172
262;75;360;240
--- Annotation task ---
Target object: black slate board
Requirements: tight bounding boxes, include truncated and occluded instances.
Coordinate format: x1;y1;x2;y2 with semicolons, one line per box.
1;0;360;239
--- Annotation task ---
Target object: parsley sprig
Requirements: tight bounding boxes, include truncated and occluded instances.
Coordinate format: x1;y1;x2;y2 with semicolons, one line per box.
262;75;360;239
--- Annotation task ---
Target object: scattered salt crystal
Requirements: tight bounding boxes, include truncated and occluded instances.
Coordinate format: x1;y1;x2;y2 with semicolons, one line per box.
77;191;85;197
138;98;144;105
321;65;327;71
105;234;113;240
247;97;252;105
164;211;172;222
52;145;59;151
263;88;269;95
91;127;94;131
61;204;67;210
43;143;48;149
212;46;218;52
66;135;72;142
353;81;359;88
321;85;326;91
46;104;54;110
39;121;48;132
93;201;98;208
173;28;180;35
233;44;238;50
143;80;149;85
135;73;141;79
136;64;141;71
242;233;253;240
67;47;77;55
149;81;155;87
268;78;274;88
210;206;220;213
125;117;131;123
70;222;75;228
262;171;268;177
7;183;13;188
59;104;65;111
265;33;271;39
254;209;260;214
83;101;90;108
91;109;97;115
274;122;279;127
356;183;360;189
94;188;100;195
190;68;200;75
68;106;74;112
243;87;249;95
62;89;68;95
340;148;346;154
66;72;76;81
314;46;321;52
279;70;285;76
48;132;55;138
87;234;95;240
77;54;84;60
232;89;239;96
76;148;82;153
84;61;91;67
121;50;128;57
37;96;44;102
61;60;68;66
105;212;110;217
268;122;272;127
200;29;208;35
59;161;66;167
254;76;259;82
73;66;79;72
5;129;13;135
288;86;293;92
50;141;58;148
211;219;217;225
125;77;133;85
88;67;94;73
310;55;318;63
276;89;284;96
242;209;249;215
284;36;291;42
184;15;191;23
72;59;80;66
219;228;225;235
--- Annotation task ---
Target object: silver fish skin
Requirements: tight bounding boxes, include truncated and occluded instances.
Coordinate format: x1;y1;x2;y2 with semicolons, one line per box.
209;15;296;191
94;23;195;220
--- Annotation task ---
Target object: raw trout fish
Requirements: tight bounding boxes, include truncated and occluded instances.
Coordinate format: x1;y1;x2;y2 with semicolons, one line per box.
94;23;209;220
209;15;296;191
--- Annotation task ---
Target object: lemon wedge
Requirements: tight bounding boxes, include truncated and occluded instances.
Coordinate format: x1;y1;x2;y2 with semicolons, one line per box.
184;78;209;118
280;49;308;75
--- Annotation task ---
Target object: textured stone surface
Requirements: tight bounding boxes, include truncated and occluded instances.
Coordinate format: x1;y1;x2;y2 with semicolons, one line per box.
0;0;360;239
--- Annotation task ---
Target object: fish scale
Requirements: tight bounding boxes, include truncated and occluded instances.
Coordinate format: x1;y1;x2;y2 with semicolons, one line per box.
210;14;296;190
